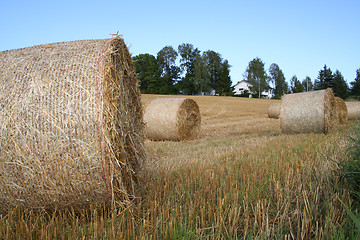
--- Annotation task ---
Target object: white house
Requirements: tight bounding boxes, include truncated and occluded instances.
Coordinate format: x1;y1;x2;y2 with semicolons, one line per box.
233;80;273;98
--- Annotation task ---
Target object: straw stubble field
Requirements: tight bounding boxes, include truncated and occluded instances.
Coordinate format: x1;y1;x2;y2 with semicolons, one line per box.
0;94;356;239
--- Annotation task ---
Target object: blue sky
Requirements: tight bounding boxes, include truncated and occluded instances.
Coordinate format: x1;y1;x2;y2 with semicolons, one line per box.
1;0;359;86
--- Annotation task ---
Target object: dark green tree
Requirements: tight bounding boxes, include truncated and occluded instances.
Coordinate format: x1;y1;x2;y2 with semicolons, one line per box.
177;43;200;95
269;63;287;97
333;70;349;99
314;65;333;90
302;76;313;92
217;59;232;96
157;46;180;94
350;68;360;97
244;57;268;98
202;50;232;95
132;53;161;93
290;75;304;93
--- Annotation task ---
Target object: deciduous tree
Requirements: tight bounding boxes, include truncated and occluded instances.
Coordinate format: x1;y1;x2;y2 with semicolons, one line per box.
269;63;287;98
157;46;180;94
244;57;268;98
194;53;210;94
132;53;161;93
302;76;313;92
177;43;200;95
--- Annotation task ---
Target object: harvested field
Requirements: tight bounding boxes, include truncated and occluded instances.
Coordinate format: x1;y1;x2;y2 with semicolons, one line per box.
0;94;355;239
142;95;281;139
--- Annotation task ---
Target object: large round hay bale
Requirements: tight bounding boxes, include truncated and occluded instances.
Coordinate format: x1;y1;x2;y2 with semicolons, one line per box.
335;97;348;124
280;89;336;134
144;98;201;141
267;102;281;119
346;101;360;120
0;36;144;214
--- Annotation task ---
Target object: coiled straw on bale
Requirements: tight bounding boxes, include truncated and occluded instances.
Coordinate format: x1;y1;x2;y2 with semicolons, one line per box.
144;98;201;141
346;101;360;120
280;89;336;134
0;36;144;214
335;97;348;124
267;102;281;119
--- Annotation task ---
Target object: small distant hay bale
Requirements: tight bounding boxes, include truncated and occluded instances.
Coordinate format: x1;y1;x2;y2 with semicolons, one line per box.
280;89;336;134
0;36;144;214
346;101;360;120
144;98;201;141
335;97;348;124
267;102;281;119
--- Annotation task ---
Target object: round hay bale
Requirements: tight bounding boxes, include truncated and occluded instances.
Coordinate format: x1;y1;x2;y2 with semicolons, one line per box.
346;101;360;120
144;98;201;141
280;89;336;134
335;97;348;124
0;36;144;214
267;102;281;119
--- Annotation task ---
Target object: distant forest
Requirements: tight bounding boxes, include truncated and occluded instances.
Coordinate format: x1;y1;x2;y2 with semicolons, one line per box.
132;43;232;96
132;45;360;99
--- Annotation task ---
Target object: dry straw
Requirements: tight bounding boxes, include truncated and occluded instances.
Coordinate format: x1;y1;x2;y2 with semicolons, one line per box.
144;98;201;141
280;89;336;134
346;101;360;120
335;97;348;124
0;36;144;214
267;102;281;119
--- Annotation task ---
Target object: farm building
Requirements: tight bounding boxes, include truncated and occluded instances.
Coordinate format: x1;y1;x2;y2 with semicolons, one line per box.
233;80;273;98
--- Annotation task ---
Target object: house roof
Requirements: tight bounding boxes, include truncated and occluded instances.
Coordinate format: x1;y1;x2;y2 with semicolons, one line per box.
233;80;274;90
233;80;250;87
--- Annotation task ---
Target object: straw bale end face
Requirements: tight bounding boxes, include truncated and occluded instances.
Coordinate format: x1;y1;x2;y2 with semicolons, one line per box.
0;36;144;213
280;88;337;134
267;102;281;119
346;101;360;120
144;98;201;141
335;97;348;125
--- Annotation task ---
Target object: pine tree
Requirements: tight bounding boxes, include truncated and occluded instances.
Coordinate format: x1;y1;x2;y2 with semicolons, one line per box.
218;59;232;96
350;68;360;97
314;65;333;90
333;70;349;99
290;75;304;93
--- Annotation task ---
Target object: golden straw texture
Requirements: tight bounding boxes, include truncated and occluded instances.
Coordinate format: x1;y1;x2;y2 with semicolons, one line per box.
346;101;360;120
144;98;201;141
280;89;336;134
267;102;281;119
0;36;144;214
335;97;348;124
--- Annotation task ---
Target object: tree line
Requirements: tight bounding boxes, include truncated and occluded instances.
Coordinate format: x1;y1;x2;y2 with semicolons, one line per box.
133;49;360;99
243;57;360;100
132;43;232;96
